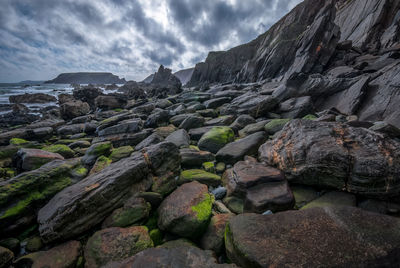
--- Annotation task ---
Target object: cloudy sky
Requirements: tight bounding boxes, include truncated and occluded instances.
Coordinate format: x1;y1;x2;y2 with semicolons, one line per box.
0;0;302;83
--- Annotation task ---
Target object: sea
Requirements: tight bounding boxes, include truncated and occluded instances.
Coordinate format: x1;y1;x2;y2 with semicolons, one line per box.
0;83;120;115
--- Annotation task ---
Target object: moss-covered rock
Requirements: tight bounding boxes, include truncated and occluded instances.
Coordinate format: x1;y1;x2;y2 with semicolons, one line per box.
300;191;356;210
82;141;112;166
198;126;235;153
151;173;177;197
0;158;81;236
149;229;163;246
264;119;291;134
15;148;64;171
42;144;75;158
216;162;226;173
9;138;29;146
178;169;221;187
223;196;244;214
109;146;134;162
292;185;319;209
303;114;317;120
158;181;213;239
89;156;112;175
0;245;13;268
84;226;153;268
202;162;215;173
26;236;43;252
102;198;151;228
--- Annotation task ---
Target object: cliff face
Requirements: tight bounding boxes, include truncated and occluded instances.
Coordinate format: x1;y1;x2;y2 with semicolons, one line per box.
188;0;400;86
173;68;194;85
46;72;126;84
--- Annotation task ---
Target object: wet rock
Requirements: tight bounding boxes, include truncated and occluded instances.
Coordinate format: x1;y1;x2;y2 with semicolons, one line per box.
0;158;81;236
198;126;235;154
225;207;400;268
103;246;237;268
180;148;215;168
204;97;231;109
179;115;205;130
42;144;75;159
14;148;64;171
60;100;90;120
259;119;400;198
291;185;319;209
94;129;152;148
204;115;235;126
278;96;314;118
89;156;111;175
102;198;151;228
178;169;221;187
300;191;356;210
170;113;195;126
57;123;96;136
9;93;56;104
200;214;234;254
98;119;143;137
135;133;164;151
264;119;290;135
188;126;214;141
229;114;256;134
144;109;170;128
223;159;294;213
82;141;112;166
211;186;227;200
38;142;179;243
0;246;13;268
0;238;19;255
14;240;81;268
95;95;127;110
238;120;269;137
84;226;153;268
73;86;102;109
158;181;213;239
216;131;267;165
166;129;190;148
369;121;400;138
109;146;134;162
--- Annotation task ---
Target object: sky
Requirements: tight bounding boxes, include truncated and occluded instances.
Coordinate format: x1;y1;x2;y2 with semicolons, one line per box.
0;0;302;83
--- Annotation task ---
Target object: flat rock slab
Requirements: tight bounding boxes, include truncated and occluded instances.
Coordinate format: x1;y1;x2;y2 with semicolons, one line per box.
225;207;400;268
259;119;400;198
15;148;64;171
104;246;237;268
38;142;179;243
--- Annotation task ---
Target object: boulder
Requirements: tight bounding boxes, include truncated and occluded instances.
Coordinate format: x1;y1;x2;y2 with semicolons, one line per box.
259;119;400;198
0;159;81;236
135;133;164;151
95;95;127;110
73;86;102;109
166;129;190;148
98;119;143;137
60;100;90;120
109;145;134;162
238;120;269;137
178;169;221;187
14;148;64;171
81;141;112;166
188;126;214;141
38;142;179;243
144;109;170;128
0;246;13;268
180;148;215;168
118;81;147;99
179;115;205;130
223;158;294;213
93;129;152;148
216;131;267;165
102;197;150;228
103;246;237;268
204;97;231;109
14;241;81;268
229;115;256;134
278;96;314;118
263;119;290;135
84;226;153;268
204;115;235;126
225;207;400;267
200;214;234;254
158;181;213;239
300;191;356;210
9;93;56;104
198;127;235;154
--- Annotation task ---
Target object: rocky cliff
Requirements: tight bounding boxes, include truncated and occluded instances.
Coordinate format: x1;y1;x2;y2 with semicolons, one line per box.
45;72;126;84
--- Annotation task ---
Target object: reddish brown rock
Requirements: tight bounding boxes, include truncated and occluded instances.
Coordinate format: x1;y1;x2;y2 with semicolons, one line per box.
200;214;234;254
225;207;400;268
14;240;81;268
223;158;294;213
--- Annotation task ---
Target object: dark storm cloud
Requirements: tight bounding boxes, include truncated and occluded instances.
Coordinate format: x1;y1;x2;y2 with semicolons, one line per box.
0;0;302;82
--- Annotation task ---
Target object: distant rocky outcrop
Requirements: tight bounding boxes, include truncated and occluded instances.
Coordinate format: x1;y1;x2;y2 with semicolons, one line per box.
45;72;126;84
174;68;195;86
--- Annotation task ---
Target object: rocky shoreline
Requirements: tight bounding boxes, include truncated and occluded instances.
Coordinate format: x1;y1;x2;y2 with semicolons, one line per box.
1;0;400;267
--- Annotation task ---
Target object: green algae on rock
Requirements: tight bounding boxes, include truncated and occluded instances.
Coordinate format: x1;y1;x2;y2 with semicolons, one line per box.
42;144;75;158
109;146;134;162
198;126;235;153
178;169;221;187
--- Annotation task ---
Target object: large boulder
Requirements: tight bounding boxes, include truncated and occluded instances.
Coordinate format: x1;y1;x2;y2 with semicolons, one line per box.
225;207;400;267
259;119;400;198
180;148;215;168
0;159;81;236
103;246;237;268
198;127;235;154
216;131;267;165
84;226;153;268
95;95;127;110
118;81;147;99
38;142;180;243
9;93;56;104
73;86;102;109
98;119;143;137
158;181;213;239
223;158;294;213
60;100;90;120
14;240;81;268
